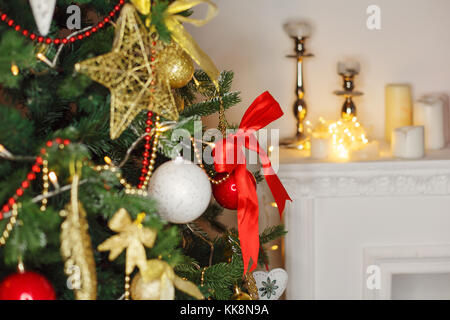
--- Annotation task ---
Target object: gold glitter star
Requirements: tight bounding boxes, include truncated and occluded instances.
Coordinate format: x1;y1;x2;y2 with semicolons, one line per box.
75;4;178;139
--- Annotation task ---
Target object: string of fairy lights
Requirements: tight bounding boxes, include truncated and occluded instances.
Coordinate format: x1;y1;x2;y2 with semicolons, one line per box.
301;116;370;160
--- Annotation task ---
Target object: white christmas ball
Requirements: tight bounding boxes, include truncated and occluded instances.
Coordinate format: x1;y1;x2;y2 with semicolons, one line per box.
148;157;212;224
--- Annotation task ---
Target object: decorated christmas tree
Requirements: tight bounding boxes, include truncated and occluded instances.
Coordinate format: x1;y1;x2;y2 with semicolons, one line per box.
0;0;290;300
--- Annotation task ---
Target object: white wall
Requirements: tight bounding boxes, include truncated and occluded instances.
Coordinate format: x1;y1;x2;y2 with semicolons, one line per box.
187;0;450;141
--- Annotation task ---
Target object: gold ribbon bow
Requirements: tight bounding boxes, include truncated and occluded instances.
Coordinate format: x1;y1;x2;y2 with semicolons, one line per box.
164;0;220;87
98;209;157;275
131;0;151;15
140;259;204;300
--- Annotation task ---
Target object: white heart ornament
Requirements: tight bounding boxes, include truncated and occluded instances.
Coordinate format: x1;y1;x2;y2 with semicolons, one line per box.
253;268;288;300
29;0;56;36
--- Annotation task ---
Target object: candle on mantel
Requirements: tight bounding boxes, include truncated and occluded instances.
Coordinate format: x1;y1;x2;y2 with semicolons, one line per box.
414;95;445;150
385;84;413;143
391;126;424;159
311;134;331;160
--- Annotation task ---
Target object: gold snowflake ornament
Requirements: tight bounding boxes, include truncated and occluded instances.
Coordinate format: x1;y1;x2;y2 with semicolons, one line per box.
75;4;178;139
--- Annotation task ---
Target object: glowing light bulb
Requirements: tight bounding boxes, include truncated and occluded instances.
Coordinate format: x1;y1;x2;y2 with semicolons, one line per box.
11;63;19;76
48;171;60;189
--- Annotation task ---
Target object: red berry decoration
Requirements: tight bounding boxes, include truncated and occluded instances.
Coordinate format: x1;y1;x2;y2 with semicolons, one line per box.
212;170;256;210
0;272;56;300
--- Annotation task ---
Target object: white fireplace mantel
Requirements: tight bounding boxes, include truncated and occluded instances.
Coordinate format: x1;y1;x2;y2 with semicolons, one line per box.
276;146;450;300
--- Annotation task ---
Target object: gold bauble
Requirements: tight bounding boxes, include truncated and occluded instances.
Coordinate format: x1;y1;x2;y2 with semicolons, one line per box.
231;285;252;300
130;273;175;300
157;45;194;89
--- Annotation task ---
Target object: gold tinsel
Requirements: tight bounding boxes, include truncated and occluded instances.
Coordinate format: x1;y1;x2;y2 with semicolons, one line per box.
75;4;178;139
244;272;259;300
60;171;97;300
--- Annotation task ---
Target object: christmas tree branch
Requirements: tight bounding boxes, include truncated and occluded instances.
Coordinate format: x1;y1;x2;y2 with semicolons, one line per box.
186;223;215;267
2;180;88;219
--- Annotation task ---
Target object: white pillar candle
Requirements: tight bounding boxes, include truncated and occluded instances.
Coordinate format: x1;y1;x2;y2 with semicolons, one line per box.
391;126;424;159
310;137;331;160
414;95;446;150
385;84;413;143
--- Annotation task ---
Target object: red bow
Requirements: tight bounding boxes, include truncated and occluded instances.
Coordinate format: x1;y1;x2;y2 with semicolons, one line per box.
214;91;292;274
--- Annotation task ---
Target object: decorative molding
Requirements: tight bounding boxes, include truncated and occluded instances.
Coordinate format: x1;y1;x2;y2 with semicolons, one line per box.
278;161;450;198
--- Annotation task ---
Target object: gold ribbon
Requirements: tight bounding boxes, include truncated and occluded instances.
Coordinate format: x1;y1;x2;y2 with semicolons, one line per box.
141;259;204;300
98;209;157;275
164;0;220;88
131;0;151;15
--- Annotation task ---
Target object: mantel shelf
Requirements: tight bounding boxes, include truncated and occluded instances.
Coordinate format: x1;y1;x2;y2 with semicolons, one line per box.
278;143;450;171
276;144;450;198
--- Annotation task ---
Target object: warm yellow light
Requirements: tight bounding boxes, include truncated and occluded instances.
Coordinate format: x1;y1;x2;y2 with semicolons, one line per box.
268;145;274;153
49;171;57;183
271;245;279;251
0;144;4;153
157;125;171;133
11;63;19;76
104;156;112;165
312;116;370;161
270;202;278;208
36;53;46;62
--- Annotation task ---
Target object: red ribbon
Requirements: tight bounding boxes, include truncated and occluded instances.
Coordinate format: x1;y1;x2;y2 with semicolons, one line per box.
214;91;292;274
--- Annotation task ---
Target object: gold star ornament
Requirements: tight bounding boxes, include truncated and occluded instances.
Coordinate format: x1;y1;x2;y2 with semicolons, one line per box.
75;4;178;139
98;209;157;275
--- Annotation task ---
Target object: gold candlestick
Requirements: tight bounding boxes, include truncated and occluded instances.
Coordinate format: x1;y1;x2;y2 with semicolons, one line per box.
334;60;363;121
281;21;313;150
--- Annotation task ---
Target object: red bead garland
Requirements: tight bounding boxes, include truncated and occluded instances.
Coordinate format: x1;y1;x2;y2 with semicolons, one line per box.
0;0;124;45
0;138;71;220
137;111;154;190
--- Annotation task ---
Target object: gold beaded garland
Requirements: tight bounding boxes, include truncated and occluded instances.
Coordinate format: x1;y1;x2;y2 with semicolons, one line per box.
41;160;49;211
141;117;161;189
124;274;131;300
191;137;230;185
94;119;162;196
0;203;19;246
